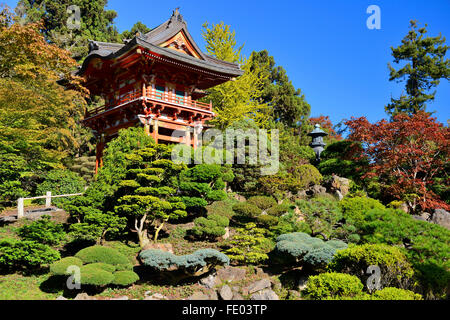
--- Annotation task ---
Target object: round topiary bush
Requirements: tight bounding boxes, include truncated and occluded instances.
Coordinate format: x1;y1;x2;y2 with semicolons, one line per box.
328;243;415;290
248;196;277;210
112;271;140;287
339;196;385;227
256;215;279;228
50;257;84;275
371;287;423;300
191;214;230;240
84;262;116;273
232;202;261;218
75;246;130;267
266;203;291;217
305;272;364;300
79;264;115;286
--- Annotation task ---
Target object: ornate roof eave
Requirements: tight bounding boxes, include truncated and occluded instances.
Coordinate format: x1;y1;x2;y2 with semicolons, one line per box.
78;36;244;79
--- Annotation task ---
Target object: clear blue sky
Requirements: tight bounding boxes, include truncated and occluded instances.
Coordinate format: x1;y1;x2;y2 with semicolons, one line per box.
4;0;450;125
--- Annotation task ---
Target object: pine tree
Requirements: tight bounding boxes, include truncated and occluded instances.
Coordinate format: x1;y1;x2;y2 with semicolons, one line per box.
386;20;449;116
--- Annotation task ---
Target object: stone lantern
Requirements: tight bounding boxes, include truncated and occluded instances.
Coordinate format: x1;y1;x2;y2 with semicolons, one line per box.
308;124;328;162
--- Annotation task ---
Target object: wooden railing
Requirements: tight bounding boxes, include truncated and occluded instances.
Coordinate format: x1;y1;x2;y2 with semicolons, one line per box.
85;88;212;119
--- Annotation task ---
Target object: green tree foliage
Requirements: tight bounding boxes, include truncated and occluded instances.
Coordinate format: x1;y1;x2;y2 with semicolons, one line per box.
386;20;449;116
17;0;122;61
247;196;277;211
305;272;365;300
0;238;60;272
179;164;233;212
329;244;415;290
35;169;86;207
202;22;269;129
249;50;311;128
114;146;187;247
17;215;66;246
360;208;450;298
224;223;273;265
0;7;87;208
121;21;150;39
191;214;230;241
296;197;343;240
271;232;347;271
338;196;385;228
260;164;323;201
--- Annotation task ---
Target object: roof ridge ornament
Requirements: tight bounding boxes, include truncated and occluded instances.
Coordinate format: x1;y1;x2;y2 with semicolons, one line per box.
168;7;184;28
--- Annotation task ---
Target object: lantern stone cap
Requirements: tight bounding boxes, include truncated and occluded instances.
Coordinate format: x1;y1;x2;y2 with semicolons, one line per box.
308;124;328;137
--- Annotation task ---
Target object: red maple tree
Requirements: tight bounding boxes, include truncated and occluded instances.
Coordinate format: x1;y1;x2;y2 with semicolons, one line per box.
345;111;449;213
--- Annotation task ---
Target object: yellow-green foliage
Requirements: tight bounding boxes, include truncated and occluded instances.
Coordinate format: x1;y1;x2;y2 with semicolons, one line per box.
339;196;385;227
328;243;415;290
248;196;277;210
305;272;364;300
49;257;83;275
371;287;423;300
225;223;273;265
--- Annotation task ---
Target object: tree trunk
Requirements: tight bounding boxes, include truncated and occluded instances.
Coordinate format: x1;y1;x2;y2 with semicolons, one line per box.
154;222;165;242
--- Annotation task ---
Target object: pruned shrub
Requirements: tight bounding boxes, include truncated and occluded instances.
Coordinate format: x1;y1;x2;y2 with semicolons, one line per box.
17;215;66;246
225;223;273;265
339;196;385;227
139;248;229;278
206;200;236;219
75;245;130;267
0;238;60;272
248;196;277;210
256;215;280;228
232;202;261;219
305;272;364;300
328;243;415;290
271;232;347;271
266;203;291;217
191;214;229;240
371;287;423;300
49;256;83;275
112;271;140;286
79;264;115;286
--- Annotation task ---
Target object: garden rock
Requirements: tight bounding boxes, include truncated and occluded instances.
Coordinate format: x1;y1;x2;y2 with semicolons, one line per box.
74;293;93;300
307;185;327;197
217;266;246;283
188;291;211;300
250;289;279;300
297;276;308;291
200;273;220;289
431;208;450;230
246;279;271;294
219;285;233;300
56;296;67;300
110;296;129;300
232;292;244;300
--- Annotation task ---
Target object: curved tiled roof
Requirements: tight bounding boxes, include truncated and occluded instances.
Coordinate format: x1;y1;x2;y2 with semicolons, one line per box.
78;9;243;78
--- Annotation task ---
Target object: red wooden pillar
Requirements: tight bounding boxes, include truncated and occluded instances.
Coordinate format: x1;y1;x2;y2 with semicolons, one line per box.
95;135;105;174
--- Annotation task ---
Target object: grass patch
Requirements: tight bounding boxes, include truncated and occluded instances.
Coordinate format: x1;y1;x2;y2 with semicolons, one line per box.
0;273;63;300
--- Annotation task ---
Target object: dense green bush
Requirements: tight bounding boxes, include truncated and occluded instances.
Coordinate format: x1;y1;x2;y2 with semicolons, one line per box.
50;246;139;288
49;256;83;275
17;215;66;246
206;199;236;219
305;272;364;300
339;196;385;227
225;223;273;265
266;203;291;217
256;214;280;228
139;248;229;277
371;287;423;300
296;196;343;240
79;264;115;286
328;244;415;290
191;214;230;240
271;232;347;271
360;208;450;298
232;202;261;219
112;271;140;286
74;245;131;267
0;238;60;271
35;169;86;207
248;196;277;210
